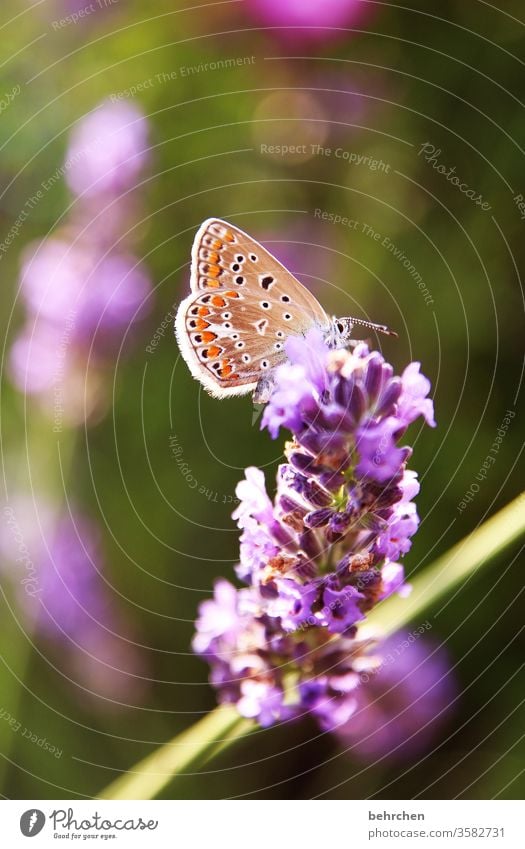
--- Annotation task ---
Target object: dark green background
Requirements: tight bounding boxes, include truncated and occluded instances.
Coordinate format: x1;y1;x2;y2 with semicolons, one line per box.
0;0;523;799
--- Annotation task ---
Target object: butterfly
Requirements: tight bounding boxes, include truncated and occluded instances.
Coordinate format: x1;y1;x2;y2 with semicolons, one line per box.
175;218;396;403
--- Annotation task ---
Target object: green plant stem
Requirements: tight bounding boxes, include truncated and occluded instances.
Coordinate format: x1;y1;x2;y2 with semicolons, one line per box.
0;589;34;791
97;705;253;800
0;415;76;794
98;492;525;801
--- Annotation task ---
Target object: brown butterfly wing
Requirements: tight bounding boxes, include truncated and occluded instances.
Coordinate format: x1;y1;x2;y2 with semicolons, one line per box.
176;219;330;397
191;219;330;324
176;286;304;397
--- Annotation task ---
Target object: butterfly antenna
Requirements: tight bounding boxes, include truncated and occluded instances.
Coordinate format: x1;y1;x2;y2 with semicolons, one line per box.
347;317;398;338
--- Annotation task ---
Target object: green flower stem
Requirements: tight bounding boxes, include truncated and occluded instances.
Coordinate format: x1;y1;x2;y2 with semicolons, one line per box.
367;491;525;637
0;416;76;794
0;588;34;792
201;715;254;766
97;705;253;800
97;492;525;801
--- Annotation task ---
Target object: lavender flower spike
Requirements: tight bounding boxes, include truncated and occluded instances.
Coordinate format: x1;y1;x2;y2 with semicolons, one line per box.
194;330;436;729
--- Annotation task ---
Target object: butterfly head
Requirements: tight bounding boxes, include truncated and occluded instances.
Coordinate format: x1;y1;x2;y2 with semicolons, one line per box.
326;317;355;349
327;316;398;349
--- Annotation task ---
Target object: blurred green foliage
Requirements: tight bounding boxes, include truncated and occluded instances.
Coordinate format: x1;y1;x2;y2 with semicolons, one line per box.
0;0;523;799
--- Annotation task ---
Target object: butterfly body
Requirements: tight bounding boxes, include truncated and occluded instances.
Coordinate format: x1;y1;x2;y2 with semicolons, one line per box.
175;219;395;400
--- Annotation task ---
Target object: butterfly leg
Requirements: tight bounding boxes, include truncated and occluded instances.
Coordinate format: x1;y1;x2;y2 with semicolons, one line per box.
253;373;276;404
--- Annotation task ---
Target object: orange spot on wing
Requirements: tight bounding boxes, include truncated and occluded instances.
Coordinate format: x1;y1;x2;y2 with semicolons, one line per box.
205;279;221;288
225;290;240;298
207;345;221;358
218;360;239;381
201;331;217;343
211;295;227;308
224;231;235;243
207;264;221;278
198;306;210;317
212;239;223;250
195;318;210;330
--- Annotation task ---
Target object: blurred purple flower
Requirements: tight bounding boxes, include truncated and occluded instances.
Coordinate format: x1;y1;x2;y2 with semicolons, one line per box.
18;238;151;342
1;500;107;640
194;334;435;728
66;101;149;199
337;631;455;760
62;0;100;13
9;101;152;420
1;497;146;705
248;0;371;44
33;513;107;639
70;625;148;707
9;321;64;394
